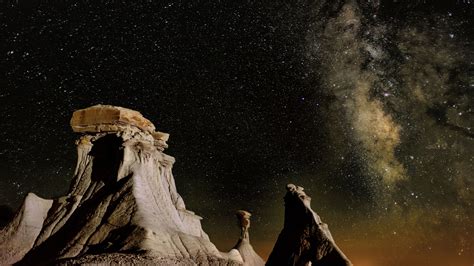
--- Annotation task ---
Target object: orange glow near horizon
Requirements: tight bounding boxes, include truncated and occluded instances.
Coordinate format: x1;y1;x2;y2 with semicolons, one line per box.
249;239;473;266
211;231;473;266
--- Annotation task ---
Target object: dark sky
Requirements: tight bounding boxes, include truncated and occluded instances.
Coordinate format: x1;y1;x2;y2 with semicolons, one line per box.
1;1;473;265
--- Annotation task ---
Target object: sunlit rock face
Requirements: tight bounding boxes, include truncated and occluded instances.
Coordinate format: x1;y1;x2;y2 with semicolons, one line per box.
0;105;242;265
266;184;352;266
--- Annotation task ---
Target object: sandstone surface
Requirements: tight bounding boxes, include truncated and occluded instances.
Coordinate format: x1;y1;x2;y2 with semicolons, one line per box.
70;104;156;134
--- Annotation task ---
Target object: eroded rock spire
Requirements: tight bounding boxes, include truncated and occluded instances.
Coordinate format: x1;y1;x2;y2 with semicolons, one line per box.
266;184;352;266
232;210;265;266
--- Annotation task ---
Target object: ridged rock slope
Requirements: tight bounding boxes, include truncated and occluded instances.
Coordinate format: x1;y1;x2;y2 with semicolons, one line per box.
0;105;244;265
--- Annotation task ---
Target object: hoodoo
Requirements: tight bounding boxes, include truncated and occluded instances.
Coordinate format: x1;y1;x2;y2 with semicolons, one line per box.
266;184;352;266
232;210;265;266
0;105;244;265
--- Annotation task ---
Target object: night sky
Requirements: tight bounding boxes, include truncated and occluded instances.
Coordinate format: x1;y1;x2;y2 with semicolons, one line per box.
1;1;473;265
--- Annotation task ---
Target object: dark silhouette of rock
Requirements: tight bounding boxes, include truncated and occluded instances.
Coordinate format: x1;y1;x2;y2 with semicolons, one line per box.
0;105;245;265
266;184;352;266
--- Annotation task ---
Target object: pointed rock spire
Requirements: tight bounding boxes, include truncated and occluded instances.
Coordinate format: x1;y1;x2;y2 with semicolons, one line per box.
266;184;352;266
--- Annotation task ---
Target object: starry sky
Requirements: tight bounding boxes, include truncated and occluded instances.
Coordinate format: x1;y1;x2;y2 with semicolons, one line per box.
0;1;473;265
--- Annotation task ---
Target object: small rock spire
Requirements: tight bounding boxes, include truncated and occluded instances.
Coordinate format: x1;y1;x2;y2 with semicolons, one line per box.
236;210;251;241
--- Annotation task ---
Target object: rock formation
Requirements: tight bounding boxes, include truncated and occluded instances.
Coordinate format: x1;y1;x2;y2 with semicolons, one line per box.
0;105;245;265
232;211;265;266
266;184;352;266
0;193;53;265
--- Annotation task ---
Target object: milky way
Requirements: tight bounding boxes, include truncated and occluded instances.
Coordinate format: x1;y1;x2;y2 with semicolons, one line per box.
303;1;473;264
0;1;473;265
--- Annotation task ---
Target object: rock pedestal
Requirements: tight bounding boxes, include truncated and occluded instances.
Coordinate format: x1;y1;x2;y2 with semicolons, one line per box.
232;210;265;266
